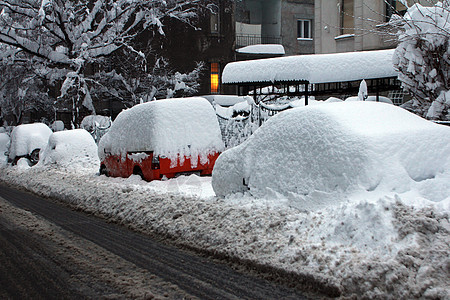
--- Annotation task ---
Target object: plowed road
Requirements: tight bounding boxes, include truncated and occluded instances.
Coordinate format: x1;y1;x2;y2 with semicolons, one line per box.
0;183;310;299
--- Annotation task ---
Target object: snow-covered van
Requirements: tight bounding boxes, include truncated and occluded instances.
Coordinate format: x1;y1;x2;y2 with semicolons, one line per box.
98;97;224;181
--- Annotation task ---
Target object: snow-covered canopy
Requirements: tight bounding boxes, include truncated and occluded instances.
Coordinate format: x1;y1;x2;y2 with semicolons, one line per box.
39;129;99;169
236;44;285;55
222;49;397;85
98;97;224;162
8;123;52;160
212;102;450;199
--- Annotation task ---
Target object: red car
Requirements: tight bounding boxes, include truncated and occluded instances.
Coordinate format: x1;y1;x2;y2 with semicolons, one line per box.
98;97;224;181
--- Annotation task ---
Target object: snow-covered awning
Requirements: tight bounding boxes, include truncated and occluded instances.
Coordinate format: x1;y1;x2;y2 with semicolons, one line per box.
222;49;397;85
236;44;285;55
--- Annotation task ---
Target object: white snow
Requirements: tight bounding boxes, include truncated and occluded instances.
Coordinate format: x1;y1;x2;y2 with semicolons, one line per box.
39;129;99;170
222;49;397;84
1;102;449;299
8;123;52;160
98;97;224;164
236;44;285;55
212;102;450;203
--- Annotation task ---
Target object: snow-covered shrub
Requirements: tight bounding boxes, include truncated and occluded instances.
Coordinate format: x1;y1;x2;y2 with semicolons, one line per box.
80;115;111;143
390;2;450;120
212;102;450;199
8;123;52;163
39;129;99;170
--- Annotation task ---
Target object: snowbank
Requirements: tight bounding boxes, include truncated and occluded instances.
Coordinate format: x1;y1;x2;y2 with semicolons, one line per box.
8;123;52;160
212;102;450;201
39;129;99;170
98;98;224;162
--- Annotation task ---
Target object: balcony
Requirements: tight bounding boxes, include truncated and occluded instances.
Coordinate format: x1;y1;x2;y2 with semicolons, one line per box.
236;34;282;48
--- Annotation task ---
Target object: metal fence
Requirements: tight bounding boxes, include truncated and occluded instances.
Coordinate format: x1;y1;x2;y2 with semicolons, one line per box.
236;34;281;47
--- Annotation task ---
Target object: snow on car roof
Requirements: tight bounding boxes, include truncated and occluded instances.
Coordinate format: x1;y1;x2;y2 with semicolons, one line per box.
98;97;224;162
222;49;397;85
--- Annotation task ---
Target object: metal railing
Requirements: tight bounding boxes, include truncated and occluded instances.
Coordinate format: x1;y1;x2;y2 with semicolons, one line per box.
236;34;281;47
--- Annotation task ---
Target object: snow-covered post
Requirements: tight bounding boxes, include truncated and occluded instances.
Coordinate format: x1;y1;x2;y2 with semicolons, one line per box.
358;80;368;101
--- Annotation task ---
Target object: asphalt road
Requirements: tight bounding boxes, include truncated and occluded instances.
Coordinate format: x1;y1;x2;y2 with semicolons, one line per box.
0;183;311;299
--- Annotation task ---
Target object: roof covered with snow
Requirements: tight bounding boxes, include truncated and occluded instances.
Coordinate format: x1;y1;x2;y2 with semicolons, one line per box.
236;44;285;55
98;97;224;162
222;49;397;85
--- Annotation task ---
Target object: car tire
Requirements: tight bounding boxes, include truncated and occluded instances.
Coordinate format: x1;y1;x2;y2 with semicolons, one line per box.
29;149;40;165
99;165;108;176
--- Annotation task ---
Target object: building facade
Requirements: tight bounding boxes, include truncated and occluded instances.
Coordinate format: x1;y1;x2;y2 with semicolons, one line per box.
235;0;315;56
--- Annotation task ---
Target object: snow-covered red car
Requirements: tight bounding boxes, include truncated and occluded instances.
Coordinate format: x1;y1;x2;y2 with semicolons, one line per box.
98;97;224;181
7;123;52;165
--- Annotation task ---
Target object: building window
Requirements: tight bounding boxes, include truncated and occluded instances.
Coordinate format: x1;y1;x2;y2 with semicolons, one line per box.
297;19;312;40
386;0;407;20
210;63;220;94
340;0;354;35
210;11;219;34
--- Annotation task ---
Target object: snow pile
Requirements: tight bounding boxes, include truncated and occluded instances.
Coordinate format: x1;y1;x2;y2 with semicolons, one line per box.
8;123;52;160
0;132;10;166
98;98;224;164
222;49;397;84
212;102;450;201
236;44;285;55
39;129;99;170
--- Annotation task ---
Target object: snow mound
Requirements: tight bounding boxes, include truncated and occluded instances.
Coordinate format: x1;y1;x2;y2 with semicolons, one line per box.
8;123;52;160
212;102;450;201
98;97;224;162
39;129;99;169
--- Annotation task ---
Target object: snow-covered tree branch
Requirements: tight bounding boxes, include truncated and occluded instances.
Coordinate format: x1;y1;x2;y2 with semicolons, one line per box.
389;1;450;120
0;0;206;125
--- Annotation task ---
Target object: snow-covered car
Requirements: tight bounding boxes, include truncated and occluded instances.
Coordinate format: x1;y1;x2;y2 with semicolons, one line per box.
39;129;99;169
98;97;224;181
212;101;450;198
7;123;52;165
0;132;10;166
